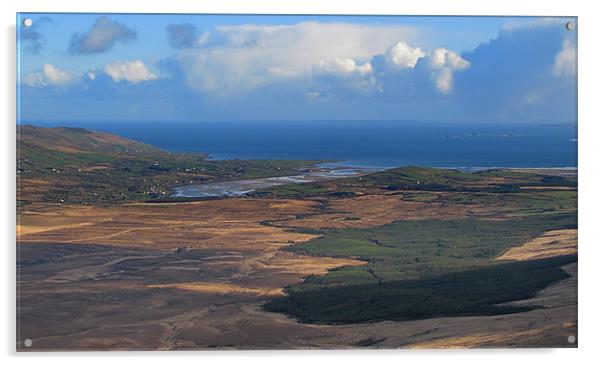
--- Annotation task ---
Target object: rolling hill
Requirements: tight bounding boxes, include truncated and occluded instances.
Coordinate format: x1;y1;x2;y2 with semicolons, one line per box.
16;125;323;206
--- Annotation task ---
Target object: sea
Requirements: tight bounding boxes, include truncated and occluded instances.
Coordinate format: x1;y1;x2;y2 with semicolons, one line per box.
28;120;578;169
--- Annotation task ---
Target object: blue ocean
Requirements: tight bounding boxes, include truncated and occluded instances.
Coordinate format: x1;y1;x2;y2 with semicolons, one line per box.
29;120;577;169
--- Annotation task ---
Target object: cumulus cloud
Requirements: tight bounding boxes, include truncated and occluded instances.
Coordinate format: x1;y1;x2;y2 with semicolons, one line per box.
22;60;159;87
69;16;136;54
166;23;209;49
21;19;575;123
23;64;81;87
454;21;576;122
553;39;576;78
309;42;469;97
104;60;158;83
367;42;470;97
424;48;470;93
173;21;418;94
431;67;454;94
314;58;373;76
313;58;379;95
382;41;425;69
428;48;470;70
171;20;470;98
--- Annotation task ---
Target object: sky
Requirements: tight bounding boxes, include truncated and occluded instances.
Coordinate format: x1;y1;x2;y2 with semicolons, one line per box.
17;13;577;123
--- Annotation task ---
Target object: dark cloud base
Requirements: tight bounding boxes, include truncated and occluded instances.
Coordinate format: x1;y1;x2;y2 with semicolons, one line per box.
68;16;137;55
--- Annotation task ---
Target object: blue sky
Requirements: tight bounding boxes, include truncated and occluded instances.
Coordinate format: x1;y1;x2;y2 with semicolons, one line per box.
17;13;576;123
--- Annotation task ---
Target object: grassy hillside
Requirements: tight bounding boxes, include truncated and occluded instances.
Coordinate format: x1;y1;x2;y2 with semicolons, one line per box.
17;125;325;206
18;125;162;157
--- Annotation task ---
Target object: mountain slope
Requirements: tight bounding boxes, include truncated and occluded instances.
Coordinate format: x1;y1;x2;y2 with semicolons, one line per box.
18;125;161;156
16;125;323;206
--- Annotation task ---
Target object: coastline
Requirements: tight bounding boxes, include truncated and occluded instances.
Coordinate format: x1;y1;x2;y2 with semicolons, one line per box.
170;162;577;199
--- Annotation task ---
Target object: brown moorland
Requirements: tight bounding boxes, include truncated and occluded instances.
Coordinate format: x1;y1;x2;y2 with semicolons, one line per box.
16;127;577;350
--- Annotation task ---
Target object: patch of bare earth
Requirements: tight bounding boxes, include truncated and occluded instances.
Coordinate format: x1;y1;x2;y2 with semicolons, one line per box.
497;229;577;261
17;199;368;350
512;168;577;177
17;196;577;350
519;186;575;190
18;199;320;249
270;193;514;230
405;325;575;349
269;194;473;230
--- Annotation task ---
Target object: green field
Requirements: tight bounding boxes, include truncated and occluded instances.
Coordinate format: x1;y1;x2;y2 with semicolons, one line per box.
265;255;576;324
265;210;577;323
288;213;576;285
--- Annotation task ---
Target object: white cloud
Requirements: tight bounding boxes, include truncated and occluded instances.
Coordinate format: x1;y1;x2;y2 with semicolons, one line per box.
428;48;470;70
23;64;80;87
169;21;474;97
314;58;373;76
22;73;45;87
371;45;469;95
104;60;158;83
383;41;425;69
174;21;419;94
424;48;470;93
432;67;454;94
313;58;379;95
554;39;576;78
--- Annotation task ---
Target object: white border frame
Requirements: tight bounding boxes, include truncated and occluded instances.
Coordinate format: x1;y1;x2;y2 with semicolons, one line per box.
2;0;601;364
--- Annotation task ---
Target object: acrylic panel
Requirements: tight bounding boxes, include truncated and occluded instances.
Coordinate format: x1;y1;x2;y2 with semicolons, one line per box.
16;13;577;351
